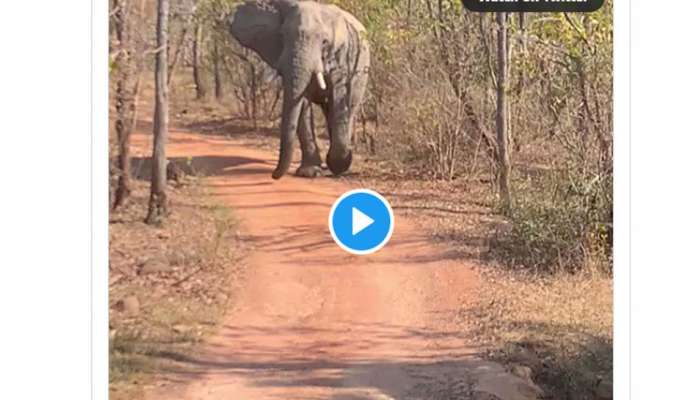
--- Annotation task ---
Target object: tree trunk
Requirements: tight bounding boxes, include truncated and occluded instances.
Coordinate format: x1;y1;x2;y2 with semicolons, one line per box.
192;22;206;99
213;41;223;100
112;0;133;210
146;0;170;225
250;61;258;131
496;12;512;211
167;22;189;87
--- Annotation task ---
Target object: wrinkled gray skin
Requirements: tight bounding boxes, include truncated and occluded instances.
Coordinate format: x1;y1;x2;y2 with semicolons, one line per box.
228;0;370;179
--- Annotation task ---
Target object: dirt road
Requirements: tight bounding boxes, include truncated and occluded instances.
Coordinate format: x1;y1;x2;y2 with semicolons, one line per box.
133;129;541;400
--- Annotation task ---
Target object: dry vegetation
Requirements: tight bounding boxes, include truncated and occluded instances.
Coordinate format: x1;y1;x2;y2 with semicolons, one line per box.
338;5;613;396
339;4;613;397
348;163;612;400
109;179;247;399
465;270;612;400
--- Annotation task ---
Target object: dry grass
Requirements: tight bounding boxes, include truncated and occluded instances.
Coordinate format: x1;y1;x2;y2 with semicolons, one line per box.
109;179;247;399
347;163;613;400
464;269;613;400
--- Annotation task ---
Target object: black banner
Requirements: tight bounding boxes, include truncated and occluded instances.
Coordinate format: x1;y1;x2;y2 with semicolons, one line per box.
461;0;605;13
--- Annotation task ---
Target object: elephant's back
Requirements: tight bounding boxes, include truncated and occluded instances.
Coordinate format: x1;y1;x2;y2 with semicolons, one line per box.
295;2;366;35
330;5;366;35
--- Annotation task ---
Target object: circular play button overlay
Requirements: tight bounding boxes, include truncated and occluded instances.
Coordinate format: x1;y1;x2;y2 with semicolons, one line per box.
328;189;395;255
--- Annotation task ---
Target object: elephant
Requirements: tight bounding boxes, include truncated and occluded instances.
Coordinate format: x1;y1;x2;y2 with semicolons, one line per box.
227;0;370;179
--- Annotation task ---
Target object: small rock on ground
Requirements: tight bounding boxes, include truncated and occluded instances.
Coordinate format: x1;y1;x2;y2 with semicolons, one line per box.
114;295;140;315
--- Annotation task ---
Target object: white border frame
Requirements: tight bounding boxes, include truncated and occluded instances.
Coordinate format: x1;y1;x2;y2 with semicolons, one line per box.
328;189;395;255
2;2;92;399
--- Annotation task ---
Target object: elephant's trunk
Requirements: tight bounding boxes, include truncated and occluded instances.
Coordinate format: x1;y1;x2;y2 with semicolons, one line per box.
327;148;353;175
272;53;316;179
326;113;354;176
271;87;303;179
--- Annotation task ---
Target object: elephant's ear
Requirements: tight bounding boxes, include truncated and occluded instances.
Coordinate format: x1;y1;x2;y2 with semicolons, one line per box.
229;1;286;69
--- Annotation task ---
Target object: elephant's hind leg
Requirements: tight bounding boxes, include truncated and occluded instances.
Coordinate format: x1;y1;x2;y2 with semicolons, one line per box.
295;99;323;178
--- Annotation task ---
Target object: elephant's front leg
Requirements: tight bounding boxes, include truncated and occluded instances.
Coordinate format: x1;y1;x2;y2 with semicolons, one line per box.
295;99;323;178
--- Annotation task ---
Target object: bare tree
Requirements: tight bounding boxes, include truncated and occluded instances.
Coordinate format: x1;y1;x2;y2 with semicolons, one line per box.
495;12;512;210
426;0;497;172
213;41;223;100
146;0;170;224
249;60;258;131
111;0;142;210
192;21;206;99
167;18;190;87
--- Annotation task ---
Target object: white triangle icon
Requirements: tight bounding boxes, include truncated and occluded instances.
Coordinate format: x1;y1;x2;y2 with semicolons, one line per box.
352;207;374;236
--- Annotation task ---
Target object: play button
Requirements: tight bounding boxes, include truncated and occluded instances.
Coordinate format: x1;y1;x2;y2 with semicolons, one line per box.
329;189;394;255
352;208;374;235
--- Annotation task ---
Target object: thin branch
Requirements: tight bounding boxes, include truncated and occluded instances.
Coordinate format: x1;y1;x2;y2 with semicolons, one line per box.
563;13;591;47
143;44;166;55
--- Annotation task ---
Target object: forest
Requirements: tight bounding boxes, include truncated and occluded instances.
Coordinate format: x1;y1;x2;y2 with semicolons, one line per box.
109;1;613;399
111;0;612;274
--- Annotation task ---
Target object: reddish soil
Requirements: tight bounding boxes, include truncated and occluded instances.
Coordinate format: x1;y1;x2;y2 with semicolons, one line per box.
131;129;541;400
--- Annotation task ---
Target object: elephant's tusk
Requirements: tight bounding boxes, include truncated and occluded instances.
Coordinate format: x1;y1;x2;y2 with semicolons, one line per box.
316;72;327;91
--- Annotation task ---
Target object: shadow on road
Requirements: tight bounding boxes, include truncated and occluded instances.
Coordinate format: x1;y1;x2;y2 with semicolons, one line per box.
182;117;278;139
129;155;266;181
137;322;495;399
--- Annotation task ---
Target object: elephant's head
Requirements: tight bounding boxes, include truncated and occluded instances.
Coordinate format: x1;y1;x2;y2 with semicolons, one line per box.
228;0;369;179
